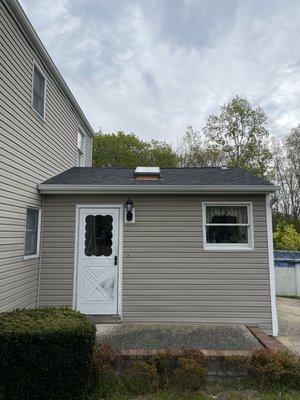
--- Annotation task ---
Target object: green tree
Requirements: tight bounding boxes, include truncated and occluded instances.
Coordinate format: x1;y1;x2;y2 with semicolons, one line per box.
273;221;300;251
178;125;221;167
203;96;272;177
273;212;300;234
147;140;181;168
92;131;180;168
272;126;300;219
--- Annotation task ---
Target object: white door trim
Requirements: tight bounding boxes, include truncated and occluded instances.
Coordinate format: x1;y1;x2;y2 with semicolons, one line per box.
73;204;123;317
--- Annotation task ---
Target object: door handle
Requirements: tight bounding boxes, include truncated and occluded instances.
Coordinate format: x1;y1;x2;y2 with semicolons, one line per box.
114;255;118;265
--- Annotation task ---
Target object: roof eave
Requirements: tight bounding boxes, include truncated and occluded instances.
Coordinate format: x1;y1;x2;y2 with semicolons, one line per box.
38;184;280;194
6;0;95;137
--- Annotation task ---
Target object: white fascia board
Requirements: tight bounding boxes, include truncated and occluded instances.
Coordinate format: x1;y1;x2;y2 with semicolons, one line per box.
38;184;280;194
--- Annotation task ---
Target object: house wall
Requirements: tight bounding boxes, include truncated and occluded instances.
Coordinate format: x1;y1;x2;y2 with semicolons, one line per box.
39;193;273;334
0;1;93;311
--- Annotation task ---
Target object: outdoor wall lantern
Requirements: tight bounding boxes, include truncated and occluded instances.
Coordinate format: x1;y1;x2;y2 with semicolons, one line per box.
124;196;135;223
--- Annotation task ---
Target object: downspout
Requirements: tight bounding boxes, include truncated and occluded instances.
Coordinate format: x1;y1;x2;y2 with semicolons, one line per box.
36;193;45;307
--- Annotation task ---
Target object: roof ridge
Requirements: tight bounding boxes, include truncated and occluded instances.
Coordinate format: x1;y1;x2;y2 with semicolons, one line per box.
75;166;231;170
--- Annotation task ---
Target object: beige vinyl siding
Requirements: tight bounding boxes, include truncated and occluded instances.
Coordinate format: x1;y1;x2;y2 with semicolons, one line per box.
39;194;273;334
0;1;93;312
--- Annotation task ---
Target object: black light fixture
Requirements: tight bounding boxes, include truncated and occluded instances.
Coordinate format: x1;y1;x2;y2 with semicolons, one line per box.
125;196;134;222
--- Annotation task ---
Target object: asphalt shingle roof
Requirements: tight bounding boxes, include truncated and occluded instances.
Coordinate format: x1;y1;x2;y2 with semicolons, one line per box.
41;167;275;187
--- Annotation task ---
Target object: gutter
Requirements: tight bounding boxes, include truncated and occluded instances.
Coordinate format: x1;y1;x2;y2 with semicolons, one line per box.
6;0;94;137
38;184;280;194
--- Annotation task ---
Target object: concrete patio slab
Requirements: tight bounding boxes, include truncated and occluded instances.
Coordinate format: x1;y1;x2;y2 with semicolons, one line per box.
277;297;300;354
96;323;262;351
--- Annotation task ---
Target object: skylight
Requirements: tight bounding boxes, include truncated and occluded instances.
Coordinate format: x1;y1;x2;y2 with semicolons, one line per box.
134;167;161;180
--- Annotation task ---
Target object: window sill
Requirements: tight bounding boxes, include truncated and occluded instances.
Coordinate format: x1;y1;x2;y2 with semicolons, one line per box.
31;106;45;122
203;244;254;252
24;254;40;260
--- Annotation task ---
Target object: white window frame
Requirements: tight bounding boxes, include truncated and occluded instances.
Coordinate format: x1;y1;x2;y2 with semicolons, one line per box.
31;60;47;120
202;202;254;251
77;128;85;166
24;206;42;260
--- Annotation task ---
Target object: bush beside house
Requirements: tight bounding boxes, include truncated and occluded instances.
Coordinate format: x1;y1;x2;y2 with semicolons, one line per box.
0;307;96;400
273;222;300;251
89;345;300;399
245;349;300;390
0;309;299;399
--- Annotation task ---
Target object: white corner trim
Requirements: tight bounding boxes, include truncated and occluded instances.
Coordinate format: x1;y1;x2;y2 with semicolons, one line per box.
202;202;254;251
266;194;278;336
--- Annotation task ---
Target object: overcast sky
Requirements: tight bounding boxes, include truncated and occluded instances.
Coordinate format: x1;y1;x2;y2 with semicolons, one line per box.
20;0;300;142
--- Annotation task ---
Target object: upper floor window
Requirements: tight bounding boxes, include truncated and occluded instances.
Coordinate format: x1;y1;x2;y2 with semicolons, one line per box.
32;63;46;118
77;129;85;166
24;207;41;259
203;203;254;251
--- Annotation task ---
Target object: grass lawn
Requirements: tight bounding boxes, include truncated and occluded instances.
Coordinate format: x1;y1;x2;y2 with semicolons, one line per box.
86;381;300;400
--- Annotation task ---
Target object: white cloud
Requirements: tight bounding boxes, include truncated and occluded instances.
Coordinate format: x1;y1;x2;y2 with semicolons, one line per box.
20;0;300;141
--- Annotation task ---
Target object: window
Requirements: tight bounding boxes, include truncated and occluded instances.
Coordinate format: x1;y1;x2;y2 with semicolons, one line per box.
24;208;41;258
32;63;46;118
77;130;85;166
203;203;253;250
85;215;113;257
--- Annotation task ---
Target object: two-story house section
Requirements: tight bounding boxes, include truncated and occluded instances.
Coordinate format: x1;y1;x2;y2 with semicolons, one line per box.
0;0;94;311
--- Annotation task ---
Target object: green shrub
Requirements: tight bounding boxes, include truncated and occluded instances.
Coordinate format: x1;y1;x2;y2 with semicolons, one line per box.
92;342;121;372
273;221;300;250
0;307;96;400
245;349;300;389
91;343;121;398
152;353;177;382
122;360;159;394
86;349;208;396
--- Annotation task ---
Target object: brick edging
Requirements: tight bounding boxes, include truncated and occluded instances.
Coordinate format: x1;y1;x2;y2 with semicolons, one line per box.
246;325;288;351
119;349;248;358
108;325;288;359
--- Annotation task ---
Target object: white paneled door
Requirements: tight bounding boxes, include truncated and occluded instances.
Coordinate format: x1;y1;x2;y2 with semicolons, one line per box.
75;207;120;315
